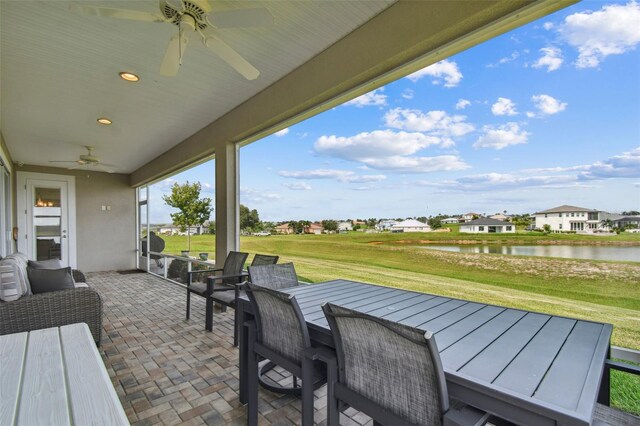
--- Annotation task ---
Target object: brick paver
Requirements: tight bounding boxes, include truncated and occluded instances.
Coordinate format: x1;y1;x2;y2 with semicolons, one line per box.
91;271;371;426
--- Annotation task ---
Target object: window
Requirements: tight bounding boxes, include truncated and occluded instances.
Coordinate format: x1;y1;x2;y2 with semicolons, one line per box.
571;212;575;217
479;226;485;231
545;214;548;218
559;224;563;230
506;226;512;231
559;213;562;217
588;212;598;220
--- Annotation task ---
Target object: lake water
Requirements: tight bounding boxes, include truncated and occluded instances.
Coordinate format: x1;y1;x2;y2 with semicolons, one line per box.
422;245;640;262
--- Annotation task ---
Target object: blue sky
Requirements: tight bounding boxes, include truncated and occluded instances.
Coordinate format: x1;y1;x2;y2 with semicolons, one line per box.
148;0;640;223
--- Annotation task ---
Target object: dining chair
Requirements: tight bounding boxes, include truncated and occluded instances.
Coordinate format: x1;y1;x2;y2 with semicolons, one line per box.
322;302;490;426
206;253;279;343
245;282;329;426
185;250;248;331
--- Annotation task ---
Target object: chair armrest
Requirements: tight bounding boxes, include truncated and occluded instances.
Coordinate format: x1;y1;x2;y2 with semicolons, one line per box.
606;359;640;375
207;273;249;293
305;346;336;364
443;401;491;426
0;288;103;345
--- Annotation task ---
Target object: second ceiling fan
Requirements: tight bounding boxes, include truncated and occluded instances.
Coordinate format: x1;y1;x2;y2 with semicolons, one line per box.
70;0;273;79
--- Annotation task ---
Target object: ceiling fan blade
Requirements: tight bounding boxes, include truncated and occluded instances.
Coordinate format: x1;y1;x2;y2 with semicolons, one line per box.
208;8;274;29
203;35;259;80
67;163;86;170
160;34;189;77
49;161;79;164
69;4;167;23
98;163;118;168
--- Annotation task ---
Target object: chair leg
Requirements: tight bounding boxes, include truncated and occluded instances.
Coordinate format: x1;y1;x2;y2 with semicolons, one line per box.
326;359;340;426
248;330;259;426
205;297;213;332
301;359;314;426
233;307;239;347
186;291;190;319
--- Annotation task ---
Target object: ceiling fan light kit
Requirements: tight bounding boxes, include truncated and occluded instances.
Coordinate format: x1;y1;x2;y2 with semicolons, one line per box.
71;0;271;79
96;117;112;125
119;72;140;82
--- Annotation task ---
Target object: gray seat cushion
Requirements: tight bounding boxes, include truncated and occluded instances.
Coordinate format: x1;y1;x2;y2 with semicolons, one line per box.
211;286;243;305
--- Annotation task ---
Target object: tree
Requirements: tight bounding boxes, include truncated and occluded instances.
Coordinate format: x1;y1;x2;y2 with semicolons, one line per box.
163;182;213;252
622;211;640;216
240;204;261;231
299;220;311;233
427;217;442;229
322;219;338;233
288;221;304;234
366;218;377;228
600;219;614;231
543;224;551;234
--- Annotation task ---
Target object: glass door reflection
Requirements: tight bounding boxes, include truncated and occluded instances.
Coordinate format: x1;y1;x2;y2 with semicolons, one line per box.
33;187;62;261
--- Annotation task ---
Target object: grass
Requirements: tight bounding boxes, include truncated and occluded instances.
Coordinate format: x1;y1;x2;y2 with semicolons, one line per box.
161;231;640;415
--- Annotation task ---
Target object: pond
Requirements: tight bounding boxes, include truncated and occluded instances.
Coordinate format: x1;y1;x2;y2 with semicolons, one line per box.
421;244;640;262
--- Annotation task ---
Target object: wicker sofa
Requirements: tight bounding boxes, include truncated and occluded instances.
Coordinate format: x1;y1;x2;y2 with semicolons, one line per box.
0;255;102;344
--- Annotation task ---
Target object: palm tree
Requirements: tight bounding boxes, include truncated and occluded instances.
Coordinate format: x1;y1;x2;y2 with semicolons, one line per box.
600;218;614;231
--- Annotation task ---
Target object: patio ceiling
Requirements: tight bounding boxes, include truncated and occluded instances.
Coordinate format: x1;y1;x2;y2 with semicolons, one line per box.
0;0;575;182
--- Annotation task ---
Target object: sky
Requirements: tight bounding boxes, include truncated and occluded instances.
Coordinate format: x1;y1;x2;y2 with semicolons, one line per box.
147;0;640;224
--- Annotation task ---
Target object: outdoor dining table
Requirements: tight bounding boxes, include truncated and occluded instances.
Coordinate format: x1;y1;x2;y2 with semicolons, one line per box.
237;279;613;426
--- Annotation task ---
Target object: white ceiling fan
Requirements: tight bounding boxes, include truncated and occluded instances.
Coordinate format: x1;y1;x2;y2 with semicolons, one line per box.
50;146;117;173
70;0;273;79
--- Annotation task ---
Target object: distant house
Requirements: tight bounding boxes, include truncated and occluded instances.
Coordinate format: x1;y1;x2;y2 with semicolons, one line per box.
460;218;514;233
274;223;293;234
614;216;640;229
441;217;460;225
305;223;324;234
534;205;617;232
489;213;510;221
461;213;480;223
338;221;353;232
375;220;396;231
391;219;431;233
157;225;206;236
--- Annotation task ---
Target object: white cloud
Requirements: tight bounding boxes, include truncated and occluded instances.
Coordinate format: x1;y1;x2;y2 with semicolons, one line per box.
240;187;281;204
634;182;640;188
315;130;453;161
532;47;563;72
473;123;529;150
279;169;386;183
491;97;518;116
486;51;520;68
455;99;471;110
384;108;474;137
530;94;567;117
418;173;577;192
578;147;640;180
559;1;640;68
401;89;414;100
344;88;387;107
361;155;469;173
274;128;289;137
284;182;312;190
543;22;554;30
406;59;462;87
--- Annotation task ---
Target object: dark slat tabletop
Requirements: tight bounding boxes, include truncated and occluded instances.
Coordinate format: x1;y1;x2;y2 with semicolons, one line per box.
281;279;612;426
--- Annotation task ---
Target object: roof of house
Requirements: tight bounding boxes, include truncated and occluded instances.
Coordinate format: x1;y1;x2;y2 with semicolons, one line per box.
274;223;290;229
462;218;512;226
392;219;430;228
536;205;596;214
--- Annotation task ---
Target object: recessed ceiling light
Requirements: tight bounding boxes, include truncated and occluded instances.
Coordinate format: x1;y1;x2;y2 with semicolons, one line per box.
97;117;112;125
119;71;140;82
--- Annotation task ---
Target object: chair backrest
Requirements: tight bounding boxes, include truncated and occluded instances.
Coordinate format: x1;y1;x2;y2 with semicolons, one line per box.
245;282;310;364
251;254;279;266
323;303;449;426
247;262;298;290
222;251;249;285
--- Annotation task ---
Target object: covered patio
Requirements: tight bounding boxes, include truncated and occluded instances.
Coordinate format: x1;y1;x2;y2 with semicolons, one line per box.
1;0;639;425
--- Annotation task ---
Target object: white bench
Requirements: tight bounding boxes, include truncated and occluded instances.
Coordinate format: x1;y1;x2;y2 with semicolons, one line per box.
0;323;129;425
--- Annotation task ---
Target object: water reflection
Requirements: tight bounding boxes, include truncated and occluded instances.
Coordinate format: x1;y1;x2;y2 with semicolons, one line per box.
422;245;640;262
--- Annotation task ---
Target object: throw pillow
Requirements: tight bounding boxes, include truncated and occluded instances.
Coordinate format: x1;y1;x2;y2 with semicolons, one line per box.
0;257;31;301
28;259;63;269
27;267;75;294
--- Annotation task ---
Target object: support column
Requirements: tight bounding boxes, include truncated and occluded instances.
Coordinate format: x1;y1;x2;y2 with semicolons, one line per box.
215;141;240;266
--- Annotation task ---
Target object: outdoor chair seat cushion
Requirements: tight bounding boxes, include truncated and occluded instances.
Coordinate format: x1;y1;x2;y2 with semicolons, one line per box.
211;284;242;305
188;282;209;296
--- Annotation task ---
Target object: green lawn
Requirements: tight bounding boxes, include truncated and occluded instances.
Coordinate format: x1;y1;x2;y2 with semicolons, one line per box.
161;231;640;414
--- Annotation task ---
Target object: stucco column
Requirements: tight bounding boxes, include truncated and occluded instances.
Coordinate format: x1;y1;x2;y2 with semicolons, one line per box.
215;141;239;265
